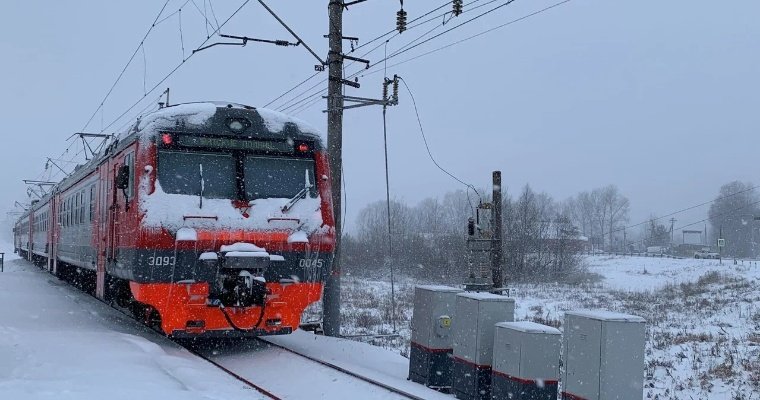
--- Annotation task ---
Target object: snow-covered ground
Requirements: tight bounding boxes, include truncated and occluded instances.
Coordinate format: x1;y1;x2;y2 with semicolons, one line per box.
0;243;265;400
0;242;445;400
338;256;760;399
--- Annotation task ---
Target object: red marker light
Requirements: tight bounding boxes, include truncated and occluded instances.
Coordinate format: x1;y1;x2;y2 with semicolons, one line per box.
297;143;309;152
162;133;173;145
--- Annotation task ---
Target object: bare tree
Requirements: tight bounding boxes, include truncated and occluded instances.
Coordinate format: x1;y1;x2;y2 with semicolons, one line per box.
598;185;630;250
708;181;759;257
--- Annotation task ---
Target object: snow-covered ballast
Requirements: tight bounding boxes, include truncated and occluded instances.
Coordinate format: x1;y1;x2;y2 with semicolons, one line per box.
113;102;335;337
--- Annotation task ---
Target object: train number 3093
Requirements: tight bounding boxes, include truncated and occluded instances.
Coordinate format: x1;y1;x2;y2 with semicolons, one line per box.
147;256;176;266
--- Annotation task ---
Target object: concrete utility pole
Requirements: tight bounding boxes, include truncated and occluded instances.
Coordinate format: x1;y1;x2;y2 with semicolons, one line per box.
323;0;344;337
491;171;503;288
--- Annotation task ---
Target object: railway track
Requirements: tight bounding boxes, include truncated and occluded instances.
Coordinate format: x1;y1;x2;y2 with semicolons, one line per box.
188;336;427;400
32;259;428;399
256;338;427;400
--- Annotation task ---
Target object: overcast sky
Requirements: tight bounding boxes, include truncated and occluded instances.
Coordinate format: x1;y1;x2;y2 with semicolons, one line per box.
1;0;758;234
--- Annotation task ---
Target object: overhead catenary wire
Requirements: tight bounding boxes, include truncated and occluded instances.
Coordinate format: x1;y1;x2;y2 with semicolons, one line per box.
39;0;222;186
267;0;488;112
98;0;253;135
274;0;517;114
359;0;572;79
289;0;573;116
368;0;520;70
80;0;172;132
178;8;186;59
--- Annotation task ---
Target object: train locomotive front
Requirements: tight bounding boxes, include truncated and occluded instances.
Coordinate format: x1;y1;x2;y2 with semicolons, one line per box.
114;103;335;337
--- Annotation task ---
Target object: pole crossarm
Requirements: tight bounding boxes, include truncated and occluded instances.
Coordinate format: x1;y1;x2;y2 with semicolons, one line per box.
194;34;300;53
257;0;326;66
221;34;299;47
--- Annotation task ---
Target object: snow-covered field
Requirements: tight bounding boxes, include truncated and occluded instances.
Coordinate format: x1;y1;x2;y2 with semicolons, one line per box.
338;256;760;399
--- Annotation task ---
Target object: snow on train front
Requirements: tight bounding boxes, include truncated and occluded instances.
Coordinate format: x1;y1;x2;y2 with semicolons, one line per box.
117;102;335;337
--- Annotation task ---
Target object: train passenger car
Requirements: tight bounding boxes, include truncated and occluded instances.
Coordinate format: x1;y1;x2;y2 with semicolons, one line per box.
14;102;335;337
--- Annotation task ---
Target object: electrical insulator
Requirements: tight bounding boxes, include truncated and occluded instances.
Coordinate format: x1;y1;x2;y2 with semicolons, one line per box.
467;217;475;236
392;77;399;102
382;80;389;101
453;0;463;16
396;8;407;33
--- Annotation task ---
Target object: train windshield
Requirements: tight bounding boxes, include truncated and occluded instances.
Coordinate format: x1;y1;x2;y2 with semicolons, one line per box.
245;156;316;200
157;151;237;199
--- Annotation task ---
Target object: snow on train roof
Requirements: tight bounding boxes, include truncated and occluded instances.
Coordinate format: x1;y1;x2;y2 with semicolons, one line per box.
131;102;324;141
136;103;217;131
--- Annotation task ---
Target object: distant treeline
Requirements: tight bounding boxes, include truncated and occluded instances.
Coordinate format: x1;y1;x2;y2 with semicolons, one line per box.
341;184;624;282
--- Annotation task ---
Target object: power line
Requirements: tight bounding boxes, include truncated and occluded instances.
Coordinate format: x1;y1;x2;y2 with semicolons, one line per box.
369;0;519;69
398;77;481;204
362;0;573;78
80;0;172;132
289;0;573;116
601;185;760;243
274;0;521;115
266;0;488;112
98;0;253;135
625;198;760;249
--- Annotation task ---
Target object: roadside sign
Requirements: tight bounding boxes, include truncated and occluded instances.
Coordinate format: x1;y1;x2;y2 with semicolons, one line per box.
717;238;726;248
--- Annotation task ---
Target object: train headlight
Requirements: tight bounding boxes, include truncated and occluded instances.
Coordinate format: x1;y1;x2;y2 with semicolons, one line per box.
226;118;250;133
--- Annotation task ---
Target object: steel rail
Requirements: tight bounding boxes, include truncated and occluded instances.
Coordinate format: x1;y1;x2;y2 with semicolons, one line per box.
256;337;425;400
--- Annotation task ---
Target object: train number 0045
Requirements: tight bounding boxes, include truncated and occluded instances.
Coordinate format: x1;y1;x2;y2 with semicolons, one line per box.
298;259;324;269
147;256;176;266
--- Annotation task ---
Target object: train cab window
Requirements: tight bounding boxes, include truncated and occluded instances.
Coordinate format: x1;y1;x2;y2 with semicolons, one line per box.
244;156;316;200
157;151;236;199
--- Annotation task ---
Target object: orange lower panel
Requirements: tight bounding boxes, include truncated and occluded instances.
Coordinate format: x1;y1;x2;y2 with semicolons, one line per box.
129;281;323;335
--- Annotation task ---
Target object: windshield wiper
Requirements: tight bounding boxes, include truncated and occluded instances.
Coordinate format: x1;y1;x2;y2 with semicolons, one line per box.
199;163;205;209
281;169;313;213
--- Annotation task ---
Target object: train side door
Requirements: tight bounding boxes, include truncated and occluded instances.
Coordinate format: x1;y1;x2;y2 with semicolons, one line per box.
48;200;55;272
95;161;114;299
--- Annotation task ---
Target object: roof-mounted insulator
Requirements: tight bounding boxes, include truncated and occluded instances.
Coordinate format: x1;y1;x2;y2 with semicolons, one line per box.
396;8;407;33
453;0;463;16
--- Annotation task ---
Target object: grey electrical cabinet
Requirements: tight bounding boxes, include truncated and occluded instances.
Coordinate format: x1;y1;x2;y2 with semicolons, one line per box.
451;292;515;400
409;285;463;389
492;321;561;400
562;310;646;400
